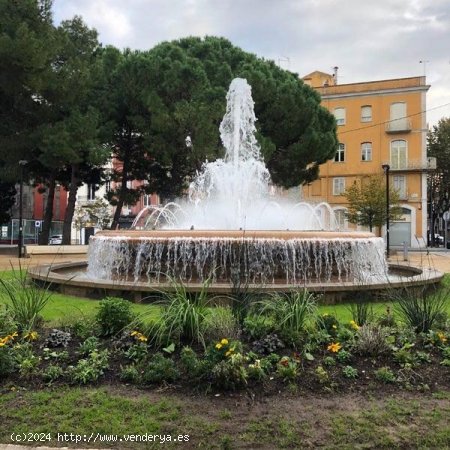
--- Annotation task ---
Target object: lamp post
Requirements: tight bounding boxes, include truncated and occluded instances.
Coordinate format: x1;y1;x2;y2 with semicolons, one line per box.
18;160;28;258
382;164;390;257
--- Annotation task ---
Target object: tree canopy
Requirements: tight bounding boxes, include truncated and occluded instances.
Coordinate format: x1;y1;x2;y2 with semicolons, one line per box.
344;175;401;233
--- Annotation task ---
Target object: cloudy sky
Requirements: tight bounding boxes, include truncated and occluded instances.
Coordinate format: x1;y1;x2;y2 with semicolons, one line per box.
53;0;450;126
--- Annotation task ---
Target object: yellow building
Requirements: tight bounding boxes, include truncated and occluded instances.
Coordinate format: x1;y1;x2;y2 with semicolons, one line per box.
302;71;430;248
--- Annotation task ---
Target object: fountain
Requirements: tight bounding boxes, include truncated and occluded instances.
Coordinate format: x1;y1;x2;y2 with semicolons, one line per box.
29;79;443;300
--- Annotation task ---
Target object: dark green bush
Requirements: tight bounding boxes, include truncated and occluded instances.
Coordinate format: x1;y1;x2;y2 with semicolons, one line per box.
96;297;134;337
142;353;179;384
69;349;110;384
243;315;275;340
0;346;16;377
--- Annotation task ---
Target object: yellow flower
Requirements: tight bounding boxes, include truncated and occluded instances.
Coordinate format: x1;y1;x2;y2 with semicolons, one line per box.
24;331;39;341
0;342;5;348
225;350;231;357
332;325;337;329
437;332;447;343
327;342;342;353
130;331;139;336
350;320;360;330
215;343;222;350
220;338;229;346
11;332;18;338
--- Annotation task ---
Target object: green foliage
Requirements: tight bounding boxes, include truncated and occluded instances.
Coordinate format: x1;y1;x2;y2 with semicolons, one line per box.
0;346;15;377
42;348;69;362
243;315;274;340
349;301;374;327
69;350;109;385
124;343;148;363
260;290;317;347
142;353;179;384
211;353;248;390
119;365;140;384
353;324;390;356
342;365;358;379
247;358;268;382
374;367;396;384
14;343;40;378
202;307;239;343
96;297;134;337
252;333;285;355
149;282;209;347
393;344;418;366
323;356;336;367
180;346;207;379
78;336;100;356
42;364;64;384
344;175;402;232
393;287;448;333
0;267;52;332
0;305;17;335
276;356;299;382
315;365;329;384
318;313;340;337
335;350;353;364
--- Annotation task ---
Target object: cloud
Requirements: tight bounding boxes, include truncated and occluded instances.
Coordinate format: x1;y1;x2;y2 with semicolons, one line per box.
53;0;450;124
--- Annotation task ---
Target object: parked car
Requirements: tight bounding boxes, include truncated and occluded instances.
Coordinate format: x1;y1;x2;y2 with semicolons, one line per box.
48;234;63;245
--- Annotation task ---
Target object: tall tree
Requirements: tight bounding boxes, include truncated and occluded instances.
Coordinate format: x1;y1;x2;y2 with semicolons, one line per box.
428;117;450;245
344;175;401;233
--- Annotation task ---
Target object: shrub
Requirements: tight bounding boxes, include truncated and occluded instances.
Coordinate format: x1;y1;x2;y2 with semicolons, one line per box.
14;343;41;378
349;301;374;327
203;307;240;343
0;346;15;377
393;344;417;366
119;365;140;384
377;306;397;328
149;282;209;347
42;364;64;384
260;290;317;347
353;324;390;356
45;329;71;348
374;366;396;383
315;365;329;384
276;356;299;382
124;343;148;363
247;359;268;382
243;315;274;340
318;314;340;337
42;348;69;362
180;346;209;379
335;350;352;364
79;337;100;356
69;350;109;384
142;353;179;384
0;266;52;332
393;287;448;333
211;353;248;390
342;365;358;379
0;306;17;335
323;356;336;367
96;297;134;337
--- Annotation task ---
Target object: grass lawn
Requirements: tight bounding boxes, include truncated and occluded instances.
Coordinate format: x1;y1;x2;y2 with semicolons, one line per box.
0;386;449;449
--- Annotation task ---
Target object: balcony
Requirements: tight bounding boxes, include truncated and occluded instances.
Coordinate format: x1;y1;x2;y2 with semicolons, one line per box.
382;158;436;172
385;118;412;133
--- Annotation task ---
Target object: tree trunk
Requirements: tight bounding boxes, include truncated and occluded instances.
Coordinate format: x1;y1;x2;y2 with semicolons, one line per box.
62;164;79;245
110;157;129;230
38;174;56;245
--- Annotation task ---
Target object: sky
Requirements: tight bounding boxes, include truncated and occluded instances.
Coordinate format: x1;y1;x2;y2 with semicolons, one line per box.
53;0;450;127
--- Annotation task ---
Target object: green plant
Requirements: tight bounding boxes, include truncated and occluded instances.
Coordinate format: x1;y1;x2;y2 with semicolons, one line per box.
42;348;69;362
69;349;110;384
14;343;40;378
119;365;140;383
335;349;352;364
393;344;417;366
377;306;397;328
0;346;15;377
42;364;64;384
323;356;336;367
211;353;248;390
416;351;431;363
318;313;340;337
79;336;100;356
148;281;210;347
124;342;148;363
247;358;268;382
208;338;240;364
276;356;298;382
96;297;135;337
349;301;374;327
342;365;358;379
180;346;208;379
315;365;329;384
260;290;317;347
243;315;275;340
45;329;71;348
252;333;285;355
393;287;448;333
353;324;390;356
203;307;239;343
0;305;17;335
0;265;53;332
374;366;396;383
142;353;179;384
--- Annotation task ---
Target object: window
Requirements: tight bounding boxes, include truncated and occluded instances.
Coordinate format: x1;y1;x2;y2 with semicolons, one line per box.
333;177;345;195
334;108;346;125
361;142;372;161
334;208;347;230
393;175;407;199
87;184;96;201
391;140;407;169
335;143;345;162
361;105;372;122
143;194;151;207
389;102;409;131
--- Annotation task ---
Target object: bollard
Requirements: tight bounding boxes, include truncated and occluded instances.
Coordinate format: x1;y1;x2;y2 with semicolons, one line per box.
403;241;408;261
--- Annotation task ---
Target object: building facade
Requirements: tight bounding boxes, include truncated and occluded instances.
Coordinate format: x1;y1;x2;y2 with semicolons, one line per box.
301;71;430;248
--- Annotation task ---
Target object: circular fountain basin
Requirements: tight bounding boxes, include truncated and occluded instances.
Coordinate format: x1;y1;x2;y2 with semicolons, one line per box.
28;230;444;303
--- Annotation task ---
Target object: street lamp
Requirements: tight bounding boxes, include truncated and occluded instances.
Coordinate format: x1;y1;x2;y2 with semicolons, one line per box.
382;164;390;257
18;160;28;258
